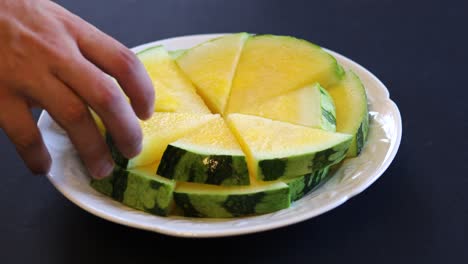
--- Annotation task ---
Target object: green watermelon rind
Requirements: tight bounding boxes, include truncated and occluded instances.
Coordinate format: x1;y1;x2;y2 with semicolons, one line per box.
319;86;337;132
90;166;175;216
106;134;129;169
157;144;250;186
285;167;330;202
335;71;369;157
257;136;352;181
173;182;290;218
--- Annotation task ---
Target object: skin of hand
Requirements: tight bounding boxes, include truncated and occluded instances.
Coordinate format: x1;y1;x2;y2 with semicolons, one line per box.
0;0;155;178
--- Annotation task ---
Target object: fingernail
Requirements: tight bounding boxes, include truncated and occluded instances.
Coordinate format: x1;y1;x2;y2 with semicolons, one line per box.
143;109;154;120
95;160;114;179
131;141;143;157
148;110;154;119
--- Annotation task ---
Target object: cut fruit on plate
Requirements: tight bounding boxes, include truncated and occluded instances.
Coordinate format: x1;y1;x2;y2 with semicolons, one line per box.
227;114;352;181
90;164;175;216
108;112;218;169
237;83;336;131
327;70;369;157
226;35;344;113
176;33;249;113
173;181;290;218
137;46;210;114
38;33;401;236
157;117;249;186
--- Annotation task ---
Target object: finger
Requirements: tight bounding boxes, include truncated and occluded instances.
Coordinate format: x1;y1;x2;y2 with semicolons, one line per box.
27;78;115;179
47;0;152;118
0;96;51;175
25;97;41;108
76;21;154;120
53;53;143;159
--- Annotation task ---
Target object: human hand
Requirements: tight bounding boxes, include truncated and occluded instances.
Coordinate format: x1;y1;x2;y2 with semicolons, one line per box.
0;0;154;178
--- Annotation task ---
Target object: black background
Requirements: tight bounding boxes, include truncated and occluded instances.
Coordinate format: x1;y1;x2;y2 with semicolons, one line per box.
1;0;467;263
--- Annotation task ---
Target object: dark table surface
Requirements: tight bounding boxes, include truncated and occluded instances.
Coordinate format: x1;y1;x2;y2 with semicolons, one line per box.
1;0;467;263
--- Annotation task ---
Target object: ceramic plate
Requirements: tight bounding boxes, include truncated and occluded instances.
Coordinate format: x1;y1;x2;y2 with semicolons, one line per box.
38;34;402;238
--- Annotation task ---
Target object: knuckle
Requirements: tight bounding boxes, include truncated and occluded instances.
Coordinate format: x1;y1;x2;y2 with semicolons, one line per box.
14;130;41;152
130;127;143;145
94;81;122;108
114;48;139;76
61;100;88;124
118;124;142;150
48;48;80;76
60;12;84;35
52;49;76;65
123;130;142;157
77;137;108;162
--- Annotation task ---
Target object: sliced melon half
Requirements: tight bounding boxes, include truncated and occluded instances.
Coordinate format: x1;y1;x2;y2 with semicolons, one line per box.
227;114;352;181
173;181;290;218
137;46;210;114
226;35;344;113
327;71;369;157
176;33;249;113
91;164;175;216
237;83;336;131
157;117;249;186
108;112;218;169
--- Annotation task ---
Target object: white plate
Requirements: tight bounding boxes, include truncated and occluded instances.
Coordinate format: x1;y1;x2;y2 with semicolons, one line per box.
38;34;402;238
